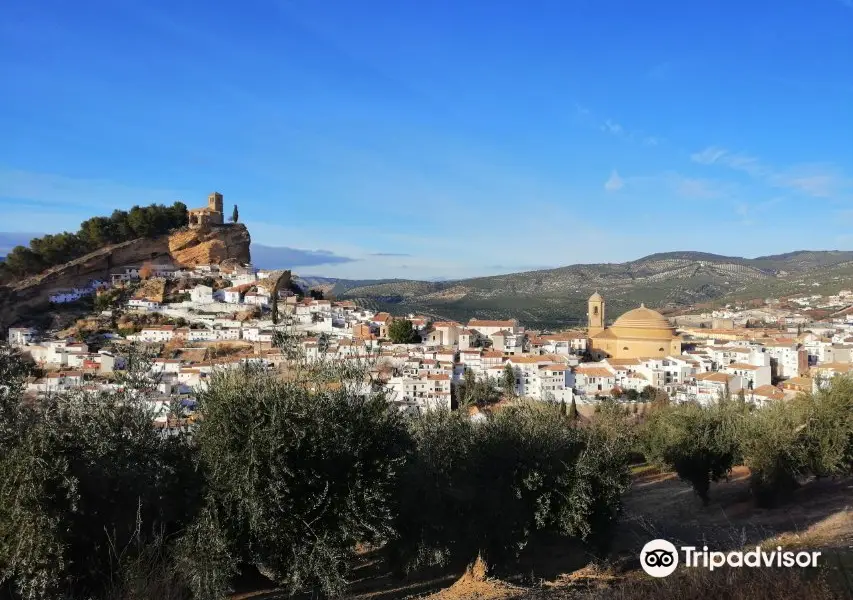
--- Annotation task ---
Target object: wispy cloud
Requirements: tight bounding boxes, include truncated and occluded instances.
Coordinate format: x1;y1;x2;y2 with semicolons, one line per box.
604;170;624;192
690;146;850;198
369;252;412;257
601;119;624;136
673;176;728;199
733;198;783;227
575;105;664;146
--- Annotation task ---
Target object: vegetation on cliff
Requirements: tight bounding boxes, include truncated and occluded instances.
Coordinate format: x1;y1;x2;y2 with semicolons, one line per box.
0;202;188;283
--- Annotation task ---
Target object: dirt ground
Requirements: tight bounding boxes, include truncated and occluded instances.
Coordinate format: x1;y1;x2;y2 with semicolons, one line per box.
231;466;853;600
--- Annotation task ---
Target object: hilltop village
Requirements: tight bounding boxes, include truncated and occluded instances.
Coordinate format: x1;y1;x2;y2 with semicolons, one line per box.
10;239;853;422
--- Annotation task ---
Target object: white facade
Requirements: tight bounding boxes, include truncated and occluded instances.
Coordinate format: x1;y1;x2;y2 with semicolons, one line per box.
190;285;214;304
244;292;270;306
136;327;175;343
8;327;36;346
127;299;162;310
223;289;242;304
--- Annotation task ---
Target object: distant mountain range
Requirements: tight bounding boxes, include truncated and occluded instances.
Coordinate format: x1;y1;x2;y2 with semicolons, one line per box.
5;227;852;329
317;251;853;329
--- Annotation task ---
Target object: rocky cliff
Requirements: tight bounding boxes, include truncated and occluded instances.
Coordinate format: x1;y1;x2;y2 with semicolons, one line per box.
168;225;251;266
0;224;251;329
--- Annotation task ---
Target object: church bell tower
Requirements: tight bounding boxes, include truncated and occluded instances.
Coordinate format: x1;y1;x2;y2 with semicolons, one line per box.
588;292;605;336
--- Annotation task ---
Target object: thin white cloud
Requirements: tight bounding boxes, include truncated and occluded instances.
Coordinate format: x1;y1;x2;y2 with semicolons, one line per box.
601;119;623;135
604;170;624;192
690;146;729;165
690;147;850;198
673;176;727;199
575;104;664;147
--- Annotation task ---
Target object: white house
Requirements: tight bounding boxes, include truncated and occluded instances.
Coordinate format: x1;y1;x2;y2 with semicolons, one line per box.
468;319;519;337
190;285;214;305
244;292;270;307
686;372;742;404
222;288;242;304
8;327;36;346
127;298;162;311
573;365;616;399
49;289;85;304
723;362;772;390
136;326;176;343
491;330;524;355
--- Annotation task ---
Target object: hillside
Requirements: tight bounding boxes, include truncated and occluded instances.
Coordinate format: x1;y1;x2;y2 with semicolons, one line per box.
0;224;251;329
333;250;853;328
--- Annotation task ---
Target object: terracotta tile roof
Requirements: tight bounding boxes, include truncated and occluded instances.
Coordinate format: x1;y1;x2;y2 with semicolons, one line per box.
726;362;761;371
812;362;853;373
782;376;812;389
508;356;550;364
575;367;614;377
751;385;785;401
696;372;733;383
607;358;642;366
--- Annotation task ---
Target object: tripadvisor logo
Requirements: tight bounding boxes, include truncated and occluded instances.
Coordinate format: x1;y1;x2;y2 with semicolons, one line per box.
640;539;679;577
640;539;821;577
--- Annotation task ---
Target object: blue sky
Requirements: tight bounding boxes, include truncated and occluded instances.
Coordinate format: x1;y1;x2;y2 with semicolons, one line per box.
2;0;852;280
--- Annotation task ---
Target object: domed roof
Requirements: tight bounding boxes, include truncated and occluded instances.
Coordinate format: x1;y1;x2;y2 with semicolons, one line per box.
611;304;673;331
589;291;603;301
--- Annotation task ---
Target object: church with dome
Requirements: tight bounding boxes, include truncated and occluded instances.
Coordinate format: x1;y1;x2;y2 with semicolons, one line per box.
586;292;681;360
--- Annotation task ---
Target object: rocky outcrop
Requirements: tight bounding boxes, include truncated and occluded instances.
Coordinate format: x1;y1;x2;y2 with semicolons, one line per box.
0;224;251;329
168;225;250;266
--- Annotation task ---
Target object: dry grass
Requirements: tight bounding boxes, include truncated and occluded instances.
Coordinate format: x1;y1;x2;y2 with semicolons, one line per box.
562;566;841;600
422;557;524;600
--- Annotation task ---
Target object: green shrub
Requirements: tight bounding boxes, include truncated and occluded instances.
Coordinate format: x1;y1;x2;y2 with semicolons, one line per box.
0;391;199;599
741;378;853;507
184;367;410;598
641;401;742;505
390;402;632;572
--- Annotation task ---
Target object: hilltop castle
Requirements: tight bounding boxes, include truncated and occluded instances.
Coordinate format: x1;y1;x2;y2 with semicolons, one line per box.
188;192;224;228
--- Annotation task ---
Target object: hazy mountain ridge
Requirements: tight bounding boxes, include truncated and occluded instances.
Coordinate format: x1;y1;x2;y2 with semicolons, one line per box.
328;250;853;327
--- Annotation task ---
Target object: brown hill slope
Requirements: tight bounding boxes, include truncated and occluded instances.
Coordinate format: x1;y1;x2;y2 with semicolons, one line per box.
0;224;250;329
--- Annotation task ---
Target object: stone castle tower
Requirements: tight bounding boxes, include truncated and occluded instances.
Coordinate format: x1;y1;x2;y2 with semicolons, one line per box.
587;291;605;336
208;192;223;214
188;191;225;228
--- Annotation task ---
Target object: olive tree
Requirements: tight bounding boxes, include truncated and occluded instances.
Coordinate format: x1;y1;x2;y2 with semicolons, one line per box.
182;365;410;598
390;401;633;573
641;401;742;505
0;346;199;600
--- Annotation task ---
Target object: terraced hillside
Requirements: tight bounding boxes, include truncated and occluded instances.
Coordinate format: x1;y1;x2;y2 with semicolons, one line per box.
329;251;853;329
